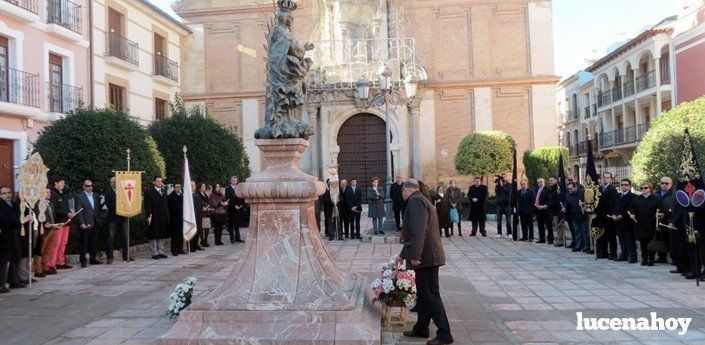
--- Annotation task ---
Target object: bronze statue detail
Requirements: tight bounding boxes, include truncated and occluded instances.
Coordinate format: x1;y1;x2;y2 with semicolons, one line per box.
255;0;314;140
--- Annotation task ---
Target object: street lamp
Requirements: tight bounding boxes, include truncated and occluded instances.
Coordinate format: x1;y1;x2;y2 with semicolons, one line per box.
354;67;418;232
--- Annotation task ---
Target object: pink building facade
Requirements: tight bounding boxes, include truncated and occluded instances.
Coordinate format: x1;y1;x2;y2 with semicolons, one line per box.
674;5;705;104
0;0;89;191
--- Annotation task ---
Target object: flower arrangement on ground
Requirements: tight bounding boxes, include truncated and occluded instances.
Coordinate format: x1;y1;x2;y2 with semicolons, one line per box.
167;277;197;319
371;256;417;307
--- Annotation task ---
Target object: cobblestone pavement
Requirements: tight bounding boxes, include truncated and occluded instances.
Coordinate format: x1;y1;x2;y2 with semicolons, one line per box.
2;219;705;344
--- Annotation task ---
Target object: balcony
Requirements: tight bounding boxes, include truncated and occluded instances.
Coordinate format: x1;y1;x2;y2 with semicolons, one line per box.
611;87;622;102
0;66;40;108
570;143;579;157
600;131;614;148
105;31;139;67
614;129;625;145
47;0;82;34
598;90;612;107
625;126;637;143
592;104;597;116
583;106;590;119
624;80;634;97
638;123;650;140
153;55;179;83
661;68;671;85
1;0;39;22
636;70;656;93
47;82;82;114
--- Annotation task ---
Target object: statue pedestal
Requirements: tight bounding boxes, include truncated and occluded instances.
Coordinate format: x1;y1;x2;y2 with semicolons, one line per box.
158;139;381;345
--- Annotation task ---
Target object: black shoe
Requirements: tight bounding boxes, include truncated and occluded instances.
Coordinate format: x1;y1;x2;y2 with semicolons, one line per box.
152;255;161;260
572;248;581;252
670;269;682;274
80;262;87;268
567;243;575;249
20;279;37;284
519;238;527;241
337;238;343;241
470;233;477;237
655;257;668;264
89;260;103;265
547;241;554;245
159;254;168;259
9;283;26;289
403;330;429;339
56;264;73;269
628;258;638;264
235;240;245;243
685;273;696;279
172;252;179;257
409;306;417;312
44;268;57;275
230;239;235;244
106;258;113;265
215;242;224;246
596;255;608;259
535;240;546;243
355;235;362;239
178;250;188;255
616;256;627;262
481;232;487;237
0;286;9;293
328;237;334;241
641;261;647;266
609;255;617;260
123;257;135;262
585;250;595;254
646;261;654;266
35;272;46;278
201;242;210;247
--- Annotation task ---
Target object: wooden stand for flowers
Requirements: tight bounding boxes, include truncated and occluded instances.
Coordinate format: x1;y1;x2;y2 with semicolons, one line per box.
382;293;409;326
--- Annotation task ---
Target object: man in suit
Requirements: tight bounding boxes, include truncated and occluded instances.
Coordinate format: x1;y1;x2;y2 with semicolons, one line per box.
534;178;553;244
629;182;661;266
468;176;488;236
390;175;405;231
399;179;453;345
168;183;186;256
338;179;351;238
145;177;170;259
564;182;590;252
103;177;132;264
225;176;245;243
613;179;637;263
320;179;335;240
190;181;204;252
547;176;564;247
0;186;23;292
495;174;512;238
74;179;103;267
656;176;675;264
595;172;619;259
49;177;74;270
517;179;535;241
346;178;363;239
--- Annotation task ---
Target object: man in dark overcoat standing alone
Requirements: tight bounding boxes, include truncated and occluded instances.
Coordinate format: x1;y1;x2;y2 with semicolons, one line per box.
145;177;170;260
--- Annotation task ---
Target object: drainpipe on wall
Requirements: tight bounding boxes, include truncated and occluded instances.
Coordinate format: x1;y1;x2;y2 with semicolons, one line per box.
88;0;94;108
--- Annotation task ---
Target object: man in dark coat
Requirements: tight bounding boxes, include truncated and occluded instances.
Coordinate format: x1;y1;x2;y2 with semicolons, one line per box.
517;179;535;241
534;178;553;244
104;176;131;263
656;176;675;263
595;172;619;259
0;186;23;292
168;183;185;256
189;181;204;252
338;179;351;239
345;178;363;239
390;175;405;231
320;179;335;240
495;174;512;237
613;179;637;263
547;176;563;246
74;179;103;267
399;179;453;345
629;182;661;266
467;176;488;236
564;182;589;252
145;177;170;260
225;176;245;243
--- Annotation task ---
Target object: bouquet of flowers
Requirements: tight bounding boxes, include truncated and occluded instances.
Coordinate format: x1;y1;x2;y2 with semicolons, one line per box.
166;277;197;319
370;256;417;307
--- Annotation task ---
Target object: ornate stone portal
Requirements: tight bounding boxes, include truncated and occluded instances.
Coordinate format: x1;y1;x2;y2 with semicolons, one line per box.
158;1;381;344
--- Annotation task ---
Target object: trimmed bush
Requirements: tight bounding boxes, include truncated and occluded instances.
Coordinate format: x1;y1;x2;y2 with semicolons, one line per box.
631;96;705;186
149;94;250;186
34;107;166;193
522;146;569;187
455;131;514;178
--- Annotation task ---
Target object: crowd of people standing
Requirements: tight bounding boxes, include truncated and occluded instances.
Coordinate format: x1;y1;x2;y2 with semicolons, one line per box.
0;175;248;293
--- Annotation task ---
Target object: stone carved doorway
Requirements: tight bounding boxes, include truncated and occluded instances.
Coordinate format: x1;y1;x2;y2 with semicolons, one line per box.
336;113;392;204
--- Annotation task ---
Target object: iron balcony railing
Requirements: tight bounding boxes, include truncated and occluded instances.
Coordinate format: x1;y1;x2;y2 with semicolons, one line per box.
612;87;622;102
154;55;178;82
638;123;650;140
636;70;656;93
47;0;82;34
583;106;590;119
592;104;597;116
614;129;625;145
47;82;82;113
0;66;40;108
624;80;635;97
599;90;612;107
625;126;637;143
106;31;139;65
570;144;579;157
3;0;38;13
661;67;671;85
600;131;614;148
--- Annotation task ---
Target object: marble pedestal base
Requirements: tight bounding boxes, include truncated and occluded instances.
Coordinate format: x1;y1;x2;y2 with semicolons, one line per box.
158;139;381;344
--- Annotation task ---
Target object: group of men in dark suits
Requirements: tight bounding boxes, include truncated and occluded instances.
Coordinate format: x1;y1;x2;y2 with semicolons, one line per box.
516;177;561;244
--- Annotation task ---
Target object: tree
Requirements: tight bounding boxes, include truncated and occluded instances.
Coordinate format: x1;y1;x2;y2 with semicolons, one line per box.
149;94;250;185
455;131;514;179
523;146;569;186
631;96;705;186
34;108;166;193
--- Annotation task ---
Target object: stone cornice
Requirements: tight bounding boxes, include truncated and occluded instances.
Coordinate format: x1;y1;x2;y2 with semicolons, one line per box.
426;75;560;89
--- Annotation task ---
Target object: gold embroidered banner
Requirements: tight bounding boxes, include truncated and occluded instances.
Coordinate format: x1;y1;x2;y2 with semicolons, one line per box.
116;171;142;217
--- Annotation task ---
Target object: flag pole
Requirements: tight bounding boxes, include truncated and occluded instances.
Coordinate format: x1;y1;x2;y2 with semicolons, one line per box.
126;148;131;264
184;146;190;254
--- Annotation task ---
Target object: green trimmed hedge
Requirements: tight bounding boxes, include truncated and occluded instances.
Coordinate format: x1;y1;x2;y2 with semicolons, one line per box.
455;131;515;177
522;146;569;187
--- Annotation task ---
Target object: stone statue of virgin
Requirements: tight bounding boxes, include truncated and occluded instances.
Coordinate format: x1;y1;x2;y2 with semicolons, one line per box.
255;0;314;140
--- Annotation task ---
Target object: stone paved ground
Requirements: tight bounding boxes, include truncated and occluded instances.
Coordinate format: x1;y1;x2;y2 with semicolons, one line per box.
2;219;705;345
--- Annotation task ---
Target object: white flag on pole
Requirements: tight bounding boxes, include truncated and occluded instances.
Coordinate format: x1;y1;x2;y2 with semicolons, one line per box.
183;155;197;241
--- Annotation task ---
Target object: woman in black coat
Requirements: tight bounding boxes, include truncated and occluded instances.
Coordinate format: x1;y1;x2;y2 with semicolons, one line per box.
209;184;228;246
198;183;212;247
433;186;452;237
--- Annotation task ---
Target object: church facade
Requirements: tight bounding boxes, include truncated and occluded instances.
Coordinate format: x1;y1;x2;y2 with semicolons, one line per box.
173;0;558;189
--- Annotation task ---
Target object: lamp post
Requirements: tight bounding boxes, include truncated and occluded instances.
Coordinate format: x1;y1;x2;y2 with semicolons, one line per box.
355;67;417;232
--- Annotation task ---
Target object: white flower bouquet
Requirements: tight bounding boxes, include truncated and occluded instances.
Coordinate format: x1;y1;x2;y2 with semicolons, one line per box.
166;277;197;319
370;256;417;307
